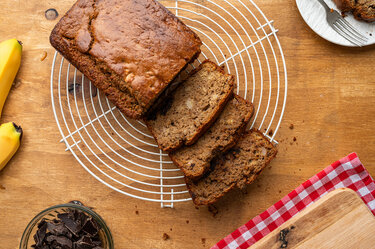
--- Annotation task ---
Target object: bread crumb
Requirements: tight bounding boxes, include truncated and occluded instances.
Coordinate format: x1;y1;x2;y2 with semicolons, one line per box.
330;8;334;13
268;129;273;136
201;238;206;245
208;205;218;217
162;233;170;240
40;51;47;61
289;124;294;130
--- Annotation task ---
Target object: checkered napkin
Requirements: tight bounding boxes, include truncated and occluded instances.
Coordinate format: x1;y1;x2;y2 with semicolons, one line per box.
212;152;375;249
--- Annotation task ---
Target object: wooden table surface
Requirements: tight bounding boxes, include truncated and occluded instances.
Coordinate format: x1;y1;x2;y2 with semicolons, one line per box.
1;0;374;248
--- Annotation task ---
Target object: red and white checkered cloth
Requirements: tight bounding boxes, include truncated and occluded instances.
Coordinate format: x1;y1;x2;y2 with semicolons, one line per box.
212;152;375;249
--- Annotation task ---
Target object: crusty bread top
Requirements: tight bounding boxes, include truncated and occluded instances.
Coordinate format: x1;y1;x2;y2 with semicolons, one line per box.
186;129;277;206
50;0;202;118
146;60;234;152
169;94;254;180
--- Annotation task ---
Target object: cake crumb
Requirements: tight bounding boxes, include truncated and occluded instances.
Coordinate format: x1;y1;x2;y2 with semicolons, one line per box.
186;220;189;224
208;205;219;217
0;184;5;190
279;190;282;193
201;238;206;245
162;233;170;240
135;210;139;215
170;228;172;231
289;124;294;130
293;137;297;142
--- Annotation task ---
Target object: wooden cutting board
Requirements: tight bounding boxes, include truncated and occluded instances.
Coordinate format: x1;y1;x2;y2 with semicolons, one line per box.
252;188;375;249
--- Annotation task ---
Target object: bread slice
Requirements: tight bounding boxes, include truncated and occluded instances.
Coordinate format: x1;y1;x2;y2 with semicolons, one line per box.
50;0;202;119
186;130;277;206
333;0;375;22
145;60;234;152
169;94;254;180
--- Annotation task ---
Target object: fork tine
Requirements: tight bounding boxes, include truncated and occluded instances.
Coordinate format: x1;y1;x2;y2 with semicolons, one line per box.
336;18;368;42
331;23;361;46
334;21;366;46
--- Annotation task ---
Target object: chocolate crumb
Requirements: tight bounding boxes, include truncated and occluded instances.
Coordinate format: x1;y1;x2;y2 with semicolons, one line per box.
162;233;170;240
186;220;189;224
201;238;206;245
279;190;282;193
208;205;218;217
293;137;297;142
135;210;139;215
370;33;372;36
289;124;294;130
291;225;295;230
170;228;172;231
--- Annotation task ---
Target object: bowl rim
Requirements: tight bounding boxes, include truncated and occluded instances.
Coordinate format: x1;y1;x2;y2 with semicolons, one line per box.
19;203;114;249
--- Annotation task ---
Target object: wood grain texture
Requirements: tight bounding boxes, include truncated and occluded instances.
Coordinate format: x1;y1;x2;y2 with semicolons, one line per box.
252;188;375;249
0;0;375;248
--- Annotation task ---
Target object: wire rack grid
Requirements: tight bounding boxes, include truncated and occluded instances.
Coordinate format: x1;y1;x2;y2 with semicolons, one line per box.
50;0;287;208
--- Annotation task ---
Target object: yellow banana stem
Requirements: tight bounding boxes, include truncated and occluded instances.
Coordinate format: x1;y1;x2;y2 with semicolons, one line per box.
0;39;22;118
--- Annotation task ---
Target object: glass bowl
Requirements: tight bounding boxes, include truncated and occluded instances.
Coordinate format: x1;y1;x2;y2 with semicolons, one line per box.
20;202;114;249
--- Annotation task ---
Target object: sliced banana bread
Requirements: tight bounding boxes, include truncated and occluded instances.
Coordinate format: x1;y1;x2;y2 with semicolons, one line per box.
145;60;234;152
186;129;277;206
334;0;375;22
169;94;254;180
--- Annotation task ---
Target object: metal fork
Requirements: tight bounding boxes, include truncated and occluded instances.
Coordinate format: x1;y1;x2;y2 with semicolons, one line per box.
316;0;368;46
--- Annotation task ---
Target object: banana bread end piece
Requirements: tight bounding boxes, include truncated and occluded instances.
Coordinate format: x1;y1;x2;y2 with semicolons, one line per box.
186;129;277;206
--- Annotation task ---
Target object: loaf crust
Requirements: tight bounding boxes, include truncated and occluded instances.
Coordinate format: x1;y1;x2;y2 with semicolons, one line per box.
145;60;234;152
169;94;254;180
186;129;277;206
50;0;202;119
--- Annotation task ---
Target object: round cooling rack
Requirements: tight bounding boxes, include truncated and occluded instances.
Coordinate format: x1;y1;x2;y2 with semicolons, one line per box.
50;0;287;208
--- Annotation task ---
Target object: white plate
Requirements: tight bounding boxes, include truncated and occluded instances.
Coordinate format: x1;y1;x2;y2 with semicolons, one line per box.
296;0;375;47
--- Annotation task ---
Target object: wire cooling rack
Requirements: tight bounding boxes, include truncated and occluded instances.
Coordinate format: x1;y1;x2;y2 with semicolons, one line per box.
50;0;287;208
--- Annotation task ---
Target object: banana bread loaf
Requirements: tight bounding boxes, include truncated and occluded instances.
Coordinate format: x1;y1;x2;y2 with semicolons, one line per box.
169;94;254;180
50;0;202;119
334;0;375;22
145;60;234;152
186;130;277;206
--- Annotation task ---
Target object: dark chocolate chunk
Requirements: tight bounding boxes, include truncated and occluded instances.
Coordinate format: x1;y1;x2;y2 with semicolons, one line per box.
82;218;99;236
34;221;47;247
58;213;81;236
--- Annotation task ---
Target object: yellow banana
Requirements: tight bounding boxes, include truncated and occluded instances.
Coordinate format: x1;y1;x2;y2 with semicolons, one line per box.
0;122;22;171
0;39;22;118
